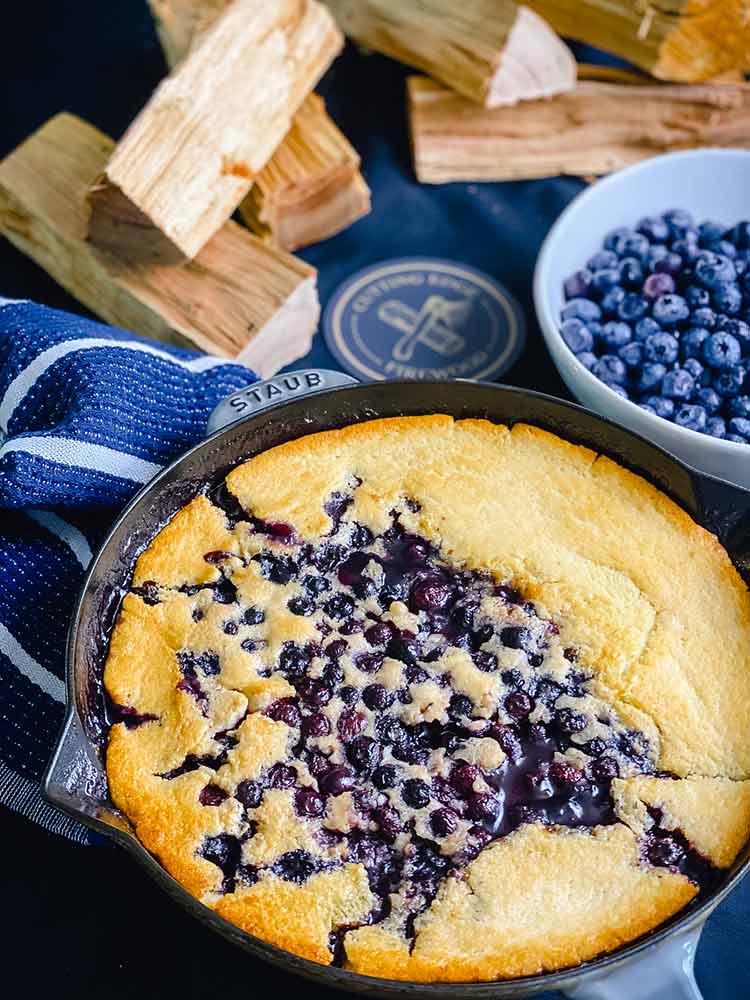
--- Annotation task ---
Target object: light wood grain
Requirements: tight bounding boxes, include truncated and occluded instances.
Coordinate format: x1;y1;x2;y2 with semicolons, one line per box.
0;114;319;375
326;0;576;107
408;74;750;183
89;0;343;260
527;0;750;83
238;93;371;249
149;1;369;250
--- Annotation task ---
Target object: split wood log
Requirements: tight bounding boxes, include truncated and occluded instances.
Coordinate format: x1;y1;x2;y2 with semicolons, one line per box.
325;0;576;107
0;114;319;375
148;0;370;249
238;94;371;249
407;74;750;184
88;0;343;261
526;0;750;84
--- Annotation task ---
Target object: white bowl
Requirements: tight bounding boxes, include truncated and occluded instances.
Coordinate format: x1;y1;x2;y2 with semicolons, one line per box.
534;149;750;488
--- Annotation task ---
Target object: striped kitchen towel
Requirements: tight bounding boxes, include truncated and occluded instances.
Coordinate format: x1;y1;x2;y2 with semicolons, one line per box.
0;300;255;843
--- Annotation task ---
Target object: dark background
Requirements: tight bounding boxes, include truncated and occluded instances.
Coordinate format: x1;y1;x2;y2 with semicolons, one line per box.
1;3;747;997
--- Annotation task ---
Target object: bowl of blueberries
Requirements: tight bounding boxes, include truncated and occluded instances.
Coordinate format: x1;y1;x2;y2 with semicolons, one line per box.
534;148;750;488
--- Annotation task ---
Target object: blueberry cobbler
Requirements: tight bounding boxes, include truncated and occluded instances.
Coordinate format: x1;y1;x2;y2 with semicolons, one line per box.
105;417;750;981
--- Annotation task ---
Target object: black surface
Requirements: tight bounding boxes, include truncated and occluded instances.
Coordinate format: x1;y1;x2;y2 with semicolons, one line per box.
2;3;749;999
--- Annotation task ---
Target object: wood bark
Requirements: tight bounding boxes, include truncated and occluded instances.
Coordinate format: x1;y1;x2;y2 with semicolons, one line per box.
325;0;576;107
526;0;750;83
89;0;343;261
0;114;319;375
149;0;370;249
408;75;750;184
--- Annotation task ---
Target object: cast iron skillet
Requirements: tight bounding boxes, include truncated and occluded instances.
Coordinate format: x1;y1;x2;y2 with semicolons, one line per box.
44;372;750;1000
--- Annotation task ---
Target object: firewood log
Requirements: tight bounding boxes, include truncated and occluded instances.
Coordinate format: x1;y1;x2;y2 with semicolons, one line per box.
148;0;370;250
325;0;576;107
88;0;342;261
0;114;319;376
526;0;750;83
408;74;750;183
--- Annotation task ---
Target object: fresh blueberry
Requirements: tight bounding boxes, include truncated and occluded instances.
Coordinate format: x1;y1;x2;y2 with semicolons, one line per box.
590;268;621;297
729;417;750;439
615;232;650;260
689;308;717;330
563;272;594;302
652;295;689;326
670;239;698;264
592;355;628;386
662;369;695;400
644;332;679;364
618;342;644;368
702;332;742;369
706;240;737;260
699;220;727;246
604;226;631;251
654;252;683;277
600;320;632;349
645;245;668;271
681;327;710;359
713;366;746;397
640;403;657;415
636;363;667;393
705;416;727;438
618;294;648;322
587;321;603;340
682;357;708;385
588;249;619;270
560;318;594;353
695;387;722;415
674;404;707;432
607;383;630;399
643;272;675;300
694;251;736;290
643;395;675;419
716;317;750;355
726;434;749;443
728;396;750;419
600;286;626;318
618;257;644;288
638;216;670;242
712;283;743;315
576;351;597;371
725;221;750;249
663;208;694;239
684;285;711;308
634;317;661;341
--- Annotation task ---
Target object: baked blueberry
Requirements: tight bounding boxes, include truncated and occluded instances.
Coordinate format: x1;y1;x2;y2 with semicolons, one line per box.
107;416;750;977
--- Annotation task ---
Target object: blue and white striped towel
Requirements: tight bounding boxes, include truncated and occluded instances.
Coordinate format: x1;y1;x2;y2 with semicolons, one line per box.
0;300;256;843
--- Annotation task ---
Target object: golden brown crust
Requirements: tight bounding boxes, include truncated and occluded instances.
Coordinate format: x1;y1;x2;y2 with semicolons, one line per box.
216;865;374;964
344;825;696;981
613;775;750;869
105;414;750;981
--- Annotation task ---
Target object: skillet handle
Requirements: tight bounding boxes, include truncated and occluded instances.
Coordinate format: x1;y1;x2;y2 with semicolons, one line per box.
207;368;359;435
561;927;704;1000
43;709;107;821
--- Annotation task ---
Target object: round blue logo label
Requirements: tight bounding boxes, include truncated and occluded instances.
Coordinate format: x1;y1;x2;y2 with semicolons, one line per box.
323;257;525;381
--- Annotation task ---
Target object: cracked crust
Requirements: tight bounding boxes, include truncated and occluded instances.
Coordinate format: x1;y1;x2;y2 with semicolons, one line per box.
344;824;696;981
105;415;750;980
226;416;750;777
613;776;750;869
